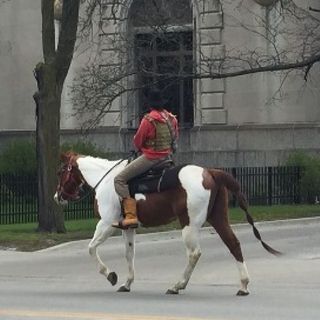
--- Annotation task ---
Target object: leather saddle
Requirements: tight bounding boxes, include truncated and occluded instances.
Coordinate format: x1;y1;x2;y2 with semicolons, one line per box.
128;159;186;196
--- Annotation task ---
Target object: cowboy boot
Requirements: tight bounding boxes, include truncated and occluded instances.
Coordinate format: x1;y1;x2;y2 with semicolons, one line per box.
112;197;138;229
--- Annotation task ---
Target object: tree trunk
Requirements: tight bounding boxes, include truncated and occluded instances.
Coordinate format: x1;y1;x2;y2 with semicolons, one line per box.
33;0;80;233
34;63;65;233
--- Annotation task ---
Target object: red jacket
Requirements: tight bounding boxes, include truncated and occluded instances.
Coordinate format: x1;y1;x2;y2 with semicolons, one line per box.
133;109;178;159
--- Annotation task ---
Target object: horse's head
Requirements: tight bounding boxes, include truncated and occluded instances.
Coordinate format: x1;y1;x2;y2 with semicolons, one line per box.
54;152;86;205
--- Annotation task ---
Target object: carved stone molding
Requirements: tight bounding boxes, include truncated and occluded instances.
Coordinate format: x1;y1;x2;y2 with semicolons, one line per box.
253;0;278;7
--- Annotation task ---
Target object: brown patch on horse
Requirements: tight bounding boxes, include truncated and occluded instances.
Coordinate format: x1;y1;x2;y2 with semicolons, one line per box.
93;198;101;219
209;169;241;194
202;169;215;190
207;186;245;263
137;185;189;228
207;168;282;256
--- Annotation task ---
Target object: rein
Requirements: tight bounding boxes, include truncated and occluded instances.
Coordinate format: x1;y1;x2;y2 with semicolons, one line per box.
64;158;126;203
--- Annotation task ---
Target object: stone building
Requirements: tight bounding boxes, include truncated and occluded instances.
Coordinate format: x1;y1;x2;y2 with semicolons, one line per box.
0;0;319;167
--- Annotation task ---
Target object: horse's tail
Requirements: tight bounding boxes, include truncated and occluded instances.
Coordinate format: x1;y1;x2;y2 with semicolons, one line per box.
208;169;282;256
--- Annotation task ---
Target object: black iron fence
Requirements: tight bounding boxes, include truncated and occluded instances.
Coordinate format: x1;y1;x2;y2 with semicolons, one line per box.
225;166;301;206
0;173;94;225
0;166;301;225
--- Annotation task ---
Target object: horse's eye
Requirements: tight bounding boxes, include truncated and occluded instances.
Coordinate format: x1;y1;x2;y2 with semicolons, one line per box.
57;164;67;176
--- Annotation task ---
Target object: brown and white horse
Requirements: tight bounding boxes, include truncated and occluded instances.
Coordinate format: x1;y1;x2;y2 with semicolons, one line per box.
54;152;281;295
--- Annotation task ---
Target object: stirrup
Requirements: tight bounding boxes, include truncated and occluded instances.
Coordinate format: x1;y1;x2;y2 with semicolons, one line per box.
112;220;138;230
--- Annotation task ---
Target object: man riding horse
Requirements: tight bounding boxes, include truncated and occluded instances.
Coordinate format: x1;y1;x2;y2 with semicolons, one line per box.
112;88;179;229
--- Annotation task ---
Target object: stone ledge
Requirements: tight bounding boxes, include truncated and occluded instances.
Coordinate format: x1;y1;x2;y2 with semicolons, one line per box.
199;29;222;45
201;109;227;124
201;44;225;61
201;78;225;93
99;33;125;50
100;21;120;34
199;0;221;14
201;92;224;109
200;12;223;29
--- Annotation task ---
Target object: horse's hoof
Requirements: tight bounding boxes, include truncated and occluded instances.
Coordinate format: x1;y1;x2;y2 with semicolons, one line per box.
236;290;249;296
107;272;118;286
117;285;130;292
166;289;179;295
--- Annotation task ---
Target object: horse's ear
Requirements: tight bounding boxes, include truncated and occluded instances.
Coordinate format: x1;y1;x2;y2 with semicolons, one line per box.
60;153;69;163
60;151;79;164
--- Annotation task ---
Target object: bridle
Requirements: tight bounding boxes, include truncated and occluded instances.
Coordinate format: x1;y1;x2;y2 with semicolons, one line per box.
57;161;86;202
57;157;126;203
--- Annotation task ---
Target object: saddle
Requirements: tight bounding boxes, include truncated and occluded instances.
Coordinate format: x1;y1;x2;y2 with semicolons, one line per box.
128;159;186;196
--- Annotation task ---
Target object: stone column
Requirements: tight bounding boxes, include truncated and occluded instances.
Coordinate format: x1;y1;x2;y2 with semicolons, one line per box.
198;0;226;125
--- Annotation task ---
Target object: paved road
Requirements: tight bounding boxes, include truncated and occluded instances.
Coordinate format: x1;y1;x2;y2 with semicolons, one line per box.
0;218;319;320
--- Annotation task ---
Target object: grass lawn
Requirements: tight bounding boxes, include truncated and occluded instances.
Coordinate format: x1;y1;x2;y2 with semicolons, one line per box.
0;204;319;251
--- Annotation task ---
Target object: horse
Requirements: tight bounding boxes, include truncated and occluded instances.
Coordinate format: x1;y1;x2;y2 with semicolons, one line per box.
54;151;281;296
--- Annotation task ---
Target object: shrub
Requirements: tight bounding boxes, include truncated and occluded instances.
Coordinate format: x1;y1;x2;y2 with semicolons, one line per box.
0;139;106;198
0;139;106;175
60;140;106;158
286;151;320;203
0;139;36;175
0;139;37;198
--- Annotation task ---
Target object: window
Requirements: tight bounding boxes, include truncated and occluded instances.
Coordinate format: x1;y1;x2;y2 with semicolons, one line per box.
129;0;193;127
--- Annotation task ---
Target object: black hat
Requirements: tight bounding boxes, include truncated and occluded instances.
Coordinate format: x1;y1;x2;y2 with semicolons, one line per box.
147;89;166;109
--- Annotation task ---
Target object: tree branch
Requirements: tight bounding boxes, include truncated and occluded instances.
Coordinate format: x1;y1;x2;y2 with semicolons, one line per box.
41;0;56;63
309;7;320;13
56;0;80;86
200;53;320;80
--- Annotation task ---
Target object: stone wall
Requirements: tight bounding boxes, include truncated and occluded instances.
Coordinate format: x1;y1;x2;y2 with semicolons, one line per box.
0;0;320;168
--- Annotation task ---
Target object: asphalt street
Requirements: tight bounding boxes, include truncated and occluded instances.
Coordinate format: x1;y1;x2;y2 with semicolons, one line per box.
0;218;319;320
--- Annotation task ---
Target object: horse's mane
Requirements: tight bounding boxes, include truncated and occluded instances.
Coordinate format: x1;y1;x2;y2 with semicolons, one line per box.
61;151;124;169
75;153;126;170
83;155;112;169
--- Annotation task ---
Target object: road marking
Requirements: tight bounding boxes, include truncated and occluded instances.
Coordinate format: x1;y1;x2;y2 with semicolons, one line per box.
0;309;220;320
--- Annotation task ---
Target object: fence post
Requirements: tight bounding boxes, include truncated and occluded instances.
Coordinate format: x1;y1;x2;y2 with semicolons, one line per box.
268;166;272;205
231;167;237;207
295;166;302;204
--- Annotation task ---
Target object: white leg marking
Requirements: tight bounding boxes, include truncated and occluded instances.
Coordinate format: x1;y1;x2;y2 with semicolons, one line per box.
169;226;202;293
237;261;250;293
88;220;115;279
119;228;136;291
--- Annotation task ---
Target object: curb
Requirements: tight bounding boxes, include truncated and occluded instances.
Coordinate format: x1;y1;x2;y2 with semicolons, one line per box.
39;216;320;253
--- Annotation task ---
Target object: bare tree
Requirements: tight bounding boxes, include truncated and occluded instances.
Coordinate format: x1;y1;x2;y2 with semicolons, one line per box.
33;0;80;232
214;0;320;80
70;0;320;128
